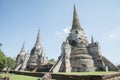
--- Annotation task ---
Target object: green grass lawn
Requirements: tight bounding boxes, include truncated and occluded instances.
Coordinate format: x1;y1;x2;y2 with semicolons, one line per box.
0;73;39;80
53;71;117;75
0;72;118;80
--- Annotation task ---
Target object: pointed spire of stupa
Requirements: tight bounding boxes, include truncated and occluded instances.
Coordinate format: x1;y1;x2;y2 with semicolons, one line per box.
91;36;94;44
19;41;25;55
71;4;82;31
20;41;25;52
35;29;41;46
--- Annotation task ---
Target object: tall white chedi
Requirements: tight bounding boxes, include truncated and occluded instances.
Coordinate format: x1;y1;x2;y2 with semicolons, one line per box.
15;42;30;71
50;5;95;72
15;42;25;67
27;30;48;71
50;5;118;72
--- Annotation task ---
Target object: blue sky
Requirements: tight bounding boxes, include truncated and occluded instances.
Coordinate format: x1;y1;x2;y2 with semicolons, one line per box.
0;0;120;65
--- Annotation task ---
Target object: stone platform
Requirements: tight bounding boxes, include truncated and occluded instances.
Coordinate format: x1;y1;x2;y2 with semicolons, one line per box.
9;71;120;80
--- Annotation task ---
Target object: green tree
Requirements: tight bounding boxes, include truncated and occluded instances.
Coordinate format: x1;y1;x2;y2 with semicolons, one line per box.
6;57;15;69
0;50;7;70
0;43;2;47
49;59;56;64
117;64;120;69
0;43;15;70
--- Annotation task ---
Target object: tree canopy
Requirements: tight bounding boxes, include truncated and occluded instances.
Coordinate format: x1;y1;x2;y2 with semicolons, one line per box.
49;58;56;64
117;64;120;69
0;50;7;70
0;43;2;47
0;45;15;70
6;57;15;69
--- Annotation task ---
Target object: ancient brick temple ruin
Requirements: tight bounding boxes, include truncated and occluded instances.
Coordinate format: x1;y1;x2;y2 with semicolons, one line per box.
15;5;118;72
50;5;118;72
15;41;28;71
15;30;50;72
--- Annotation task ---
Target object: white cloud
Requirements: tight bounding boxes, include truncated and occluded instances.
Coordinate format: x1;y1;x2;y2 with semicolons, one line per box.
108;34;120;38
63;28;70;34
55;31;63;36
55;26;71;37
107;28;120;39
63;26;71;36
